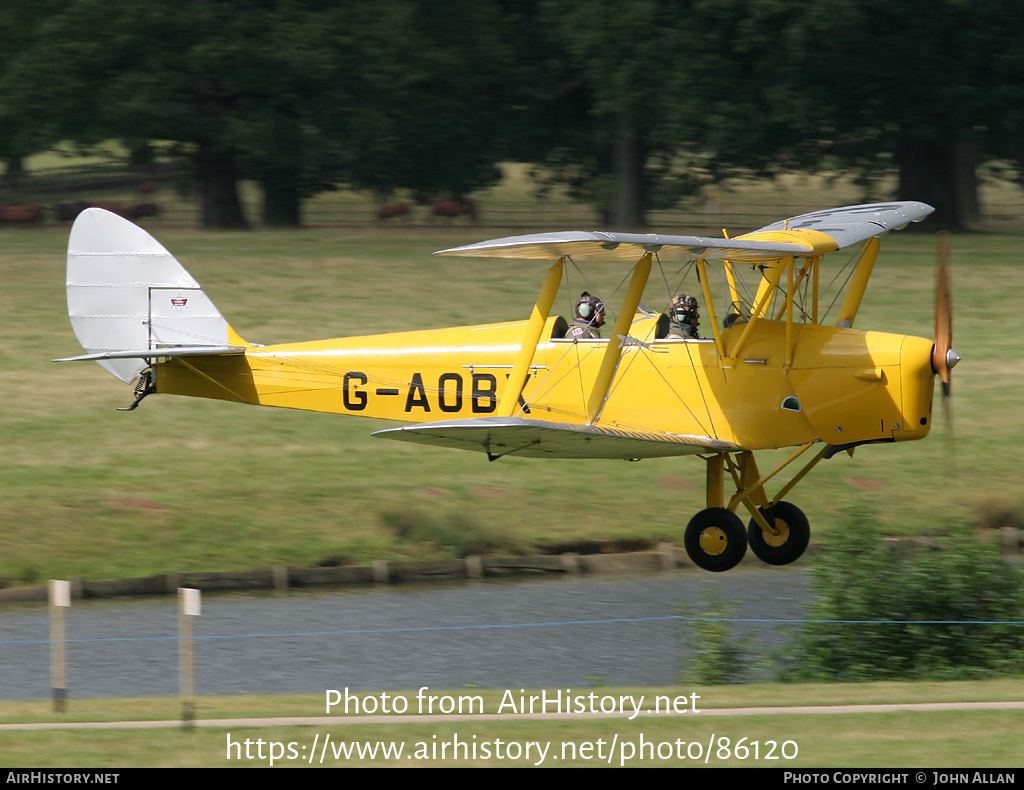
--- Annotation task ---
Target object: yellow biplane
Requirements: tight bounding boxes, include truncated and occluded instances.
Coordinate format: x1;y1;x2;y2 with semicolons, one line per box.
58;202;957;572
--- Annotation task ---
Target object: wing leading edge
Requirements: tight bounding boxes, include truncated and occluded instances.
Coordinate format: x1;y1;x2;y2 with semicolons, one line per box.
372;416;741;460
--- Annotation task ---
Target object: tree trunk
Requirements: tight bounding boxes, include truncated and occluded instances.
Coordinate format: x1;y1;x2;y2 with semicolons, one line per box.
261;179;301;227
194;144;248;229
608;126;645;229
896;133;978;230
1;156;25;184
950;140;980;228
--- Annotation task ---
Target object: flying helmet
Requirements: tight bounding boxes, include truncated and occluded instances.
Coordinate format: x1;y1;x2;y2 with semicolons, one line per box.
575;292;606;326
669;294;698;324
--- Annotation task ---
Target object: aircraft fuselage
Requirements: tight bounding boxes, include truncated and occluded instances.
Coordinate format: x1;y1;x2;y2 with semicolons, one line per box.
154;315;935;453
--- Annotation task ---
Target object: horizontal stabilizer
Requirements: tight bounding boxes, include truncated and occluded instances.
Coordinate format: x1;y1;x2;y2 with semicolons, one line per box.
435;202;934;264
372;416;741;460
55;345;247;363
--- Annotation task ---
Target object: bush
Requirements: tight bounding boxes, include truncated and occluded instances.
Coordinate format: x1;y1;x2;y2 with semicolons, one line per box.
787;507;1024;681
679;584;751;684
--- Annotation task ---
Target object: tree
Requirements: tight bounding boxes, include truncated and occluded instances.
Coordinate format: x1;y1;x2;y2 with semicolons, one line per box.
663;0;819;179
7;0;520;227
764;0;1024;227
635;0;1024;229
101;1;348;228
0;0;71;183
521;0;697;228
332;0;515;202
512;0;821;227
9;0;261;227
230;6;354;226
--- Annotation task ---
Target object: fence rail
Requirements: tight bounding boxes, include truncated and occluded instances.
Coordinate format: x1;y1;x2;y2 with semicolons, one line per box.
4;163;1024;232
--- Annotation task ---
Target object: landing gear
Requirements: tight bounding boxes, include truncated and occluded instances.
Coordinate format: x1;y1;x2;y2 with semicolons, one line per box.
684;448;824;572
684;507;747;572
746;501;810;566
117;368;155;411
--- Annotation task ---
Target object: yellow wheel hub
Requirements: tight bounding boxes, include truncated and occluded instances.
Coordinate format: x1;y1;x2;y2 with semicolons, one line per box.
763;519;790;547
698;526;729;556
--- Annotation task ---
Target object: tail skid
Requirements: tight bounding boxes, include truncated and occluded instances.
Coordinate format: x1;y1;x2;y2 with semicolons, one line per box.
60;208;247;382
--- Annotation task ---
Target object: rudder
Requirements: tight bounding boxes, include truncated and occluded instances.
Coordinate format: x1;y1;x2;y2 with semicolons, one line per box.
65;208;241;382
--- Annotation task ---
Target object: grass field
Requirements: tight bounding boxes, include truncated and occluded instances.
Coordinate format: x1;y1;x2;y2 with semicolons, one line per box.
1;681;1023;767
2;184;1024;769
0;215;1023;586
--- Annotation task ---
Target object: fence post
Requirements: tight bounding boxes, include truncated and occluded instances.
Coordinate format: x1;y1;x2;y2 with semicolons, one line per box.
179;587;201;727
49;580;71;713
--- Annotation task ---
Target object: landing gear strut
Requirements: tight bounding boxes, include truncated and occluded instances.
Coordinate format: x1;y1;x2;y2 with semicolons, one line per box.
117;368;155;411
681;447;825;571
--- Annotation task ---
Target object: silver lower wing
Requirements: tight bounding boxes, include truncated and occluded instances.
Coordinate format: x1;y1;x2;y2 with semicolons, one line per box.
372;416;741;460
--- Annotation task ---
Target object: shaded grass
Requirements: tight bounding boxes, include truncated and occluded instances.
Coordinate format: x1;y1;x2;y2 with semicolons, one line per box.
0;222;1021;586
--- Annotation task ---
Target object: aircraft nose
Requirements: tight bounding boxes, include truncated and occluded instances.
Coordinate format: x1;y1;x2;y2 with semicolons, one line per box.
931;343;962;378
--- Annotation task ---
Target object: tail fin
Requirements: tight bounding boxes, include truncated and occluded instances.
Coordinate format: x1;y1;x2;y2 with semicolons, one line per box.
61;208;246;382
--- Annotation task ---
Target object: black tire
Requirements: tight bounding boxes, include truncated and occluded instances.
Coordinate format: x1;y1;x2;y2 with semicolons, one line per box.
684;507;747;572
747;501;810;566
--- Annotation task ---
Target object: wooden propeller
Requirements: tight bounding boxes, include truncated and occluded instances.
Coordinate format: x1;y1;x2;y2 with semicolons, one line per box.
932;233;960;445
932;232;959;396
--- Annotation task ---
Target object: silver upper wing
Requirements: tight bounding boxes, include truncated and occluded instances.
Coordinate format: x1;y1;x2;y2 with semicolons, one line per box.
435;202;934;263
435;229;814;262
748;201;935;249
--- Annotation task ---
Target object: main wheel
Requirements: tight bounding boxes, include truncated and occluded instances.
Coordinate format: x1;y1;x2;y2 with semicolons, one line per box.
747;501;810;566
684;507;747;572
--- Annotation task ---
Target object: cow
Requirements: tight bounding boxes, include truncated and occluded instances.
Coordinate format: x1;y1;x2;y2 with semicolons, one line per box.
430;197;478;223
0;204;45;223
126;203;160;220
87;201;129;218
57;200;128;221
57;201;91;222
376;202;412;222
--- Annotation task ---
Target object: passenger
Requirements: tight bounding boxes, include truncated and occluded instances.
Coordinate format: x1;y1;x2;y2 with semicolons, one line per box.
565;292;606;338
667;294;700;339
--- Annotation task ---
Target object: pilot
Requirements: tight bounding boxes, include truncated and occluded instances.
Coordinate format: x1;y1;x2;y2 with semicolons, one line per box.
565;292;606;338
667;294;700;339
